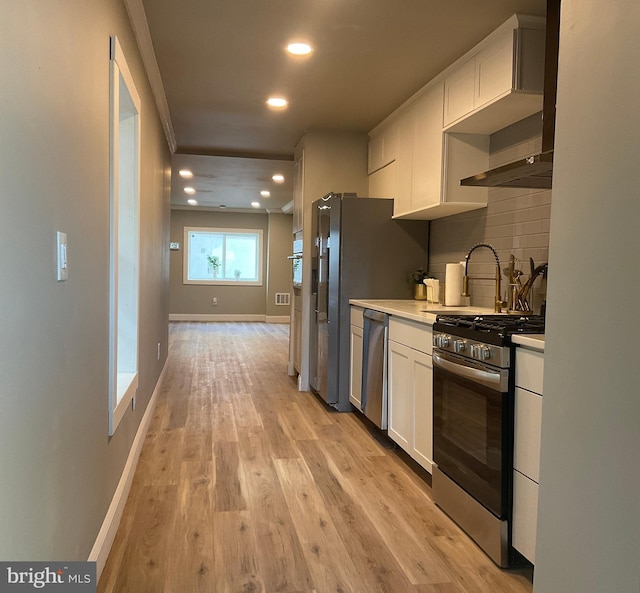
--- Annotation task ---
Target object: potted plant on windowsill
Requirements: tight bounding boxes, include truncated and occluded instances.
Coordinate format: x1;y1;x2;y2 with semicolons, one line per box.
408;268;428;300
207;255;221;278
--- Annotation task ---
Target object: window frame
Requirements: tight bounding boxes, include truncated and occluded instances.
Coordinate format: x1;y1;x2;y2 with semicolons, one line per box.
108;36;141;435
182;226;264;286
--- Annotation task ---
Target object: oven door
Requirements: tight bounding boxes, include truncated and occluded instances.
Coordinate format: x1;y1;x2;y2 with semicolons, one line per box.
433;349;511;518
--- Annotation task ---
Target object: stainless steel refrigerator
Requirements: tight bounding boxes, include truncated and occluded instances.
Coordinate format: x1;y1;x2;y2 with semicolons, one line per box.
309;193;429;411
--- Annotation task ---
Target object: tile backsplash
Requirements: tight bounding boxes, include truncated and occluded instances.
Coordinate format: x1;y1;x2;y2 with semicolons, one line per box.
428;128;551;312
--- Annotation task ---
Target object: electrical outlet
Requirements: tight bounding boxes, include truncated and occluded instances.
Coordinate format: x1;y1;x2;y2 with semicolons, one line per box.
212;297;218;306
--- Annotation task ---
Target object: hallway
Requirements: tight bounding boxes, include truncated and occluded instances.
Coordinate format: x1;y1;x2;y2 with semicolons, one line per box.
98;322;533;593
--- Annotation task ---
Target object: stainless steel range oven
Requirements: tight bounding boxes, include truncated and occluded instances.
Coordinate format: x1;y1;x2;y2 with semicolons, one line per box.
432;314;544;567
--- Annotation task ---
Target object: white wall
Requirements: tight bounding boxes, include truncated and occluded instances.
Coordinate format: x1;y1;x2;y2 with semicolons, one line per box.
0;0;170;559
534;1;640;591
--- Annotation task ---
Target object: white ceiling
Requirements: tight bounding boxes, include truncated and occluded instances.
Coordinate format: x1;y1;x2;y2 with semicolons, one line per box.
141;0;547;212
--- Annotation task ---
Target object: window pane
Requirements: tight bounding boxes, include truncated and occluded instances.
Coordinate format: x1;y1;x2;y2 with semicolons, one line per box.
224;234;257;280
184;228;262;285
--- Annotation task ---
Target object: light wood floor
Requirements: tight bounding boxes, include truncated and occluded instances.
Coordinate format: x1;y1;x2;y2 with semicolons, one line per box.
98;321;533;593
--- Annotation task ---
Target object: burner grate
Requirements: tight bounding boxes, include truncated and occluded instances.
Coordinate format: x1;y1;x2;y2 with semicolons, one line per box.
434;314;545;343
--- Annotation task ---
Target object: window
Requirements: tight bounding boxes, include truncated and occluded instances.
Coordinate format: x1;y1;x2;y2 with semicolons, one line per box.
183;227;264;286
108;36;141;435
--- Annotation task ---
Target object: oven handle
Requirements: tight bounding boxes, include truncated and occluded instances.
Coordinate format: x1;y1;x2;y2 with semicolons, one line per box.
432;351;505;390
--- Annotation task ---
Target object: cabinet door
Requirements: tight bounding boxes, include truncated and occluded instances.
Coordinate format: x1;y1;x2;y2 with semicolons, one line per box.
368;161;397;199
411;82;445;210
411;349;433;471
475;28;514;108
349;324;364;409
387;340;412;450
294;308;302;373
514;387;542;483
512;470;539;563
292;153;304;232
393;109;414;216
368;126;398;174
443;57;476;127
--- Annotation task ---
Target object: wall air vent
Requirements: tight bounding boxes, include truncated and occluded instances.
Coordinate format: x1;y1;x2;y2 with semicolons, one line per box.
275;292;291;306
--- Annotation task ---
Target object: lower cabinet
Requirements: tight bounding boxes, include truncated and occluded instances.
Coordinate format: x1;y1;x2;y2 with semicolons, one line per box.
293;288;302;374
349;307;364;409
387;318;433;472
512;347;544;564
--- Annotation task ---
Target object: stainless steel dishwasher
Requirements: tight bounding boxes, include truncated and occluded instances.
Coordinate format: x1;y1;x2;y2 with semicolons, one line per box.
361;309;389;429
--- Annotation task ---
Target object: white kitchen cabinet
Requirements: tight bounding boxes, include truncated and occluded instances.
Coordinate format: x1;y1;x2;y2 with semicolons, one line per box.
443;57;476;126
293;288;302;374
349;306;364;409
512;346;544;564
368;160;397;200
443;15;545;134
368;124;398;174
411;83;445;211
292;152;304;233
384;82;488;220
387;318;433;472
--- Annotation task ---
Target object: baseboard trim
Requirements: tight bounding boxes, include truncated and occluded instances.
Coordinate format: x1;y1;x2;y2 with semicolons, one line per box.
265;315;290;324
88;357;169;580
169;313;288;323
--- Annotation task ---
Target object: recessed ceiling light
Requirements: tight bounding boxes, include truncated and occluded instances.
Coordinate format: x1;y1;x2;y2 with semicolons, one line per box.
260;190;271;198
286;42;313;56
179;169;193;178
184;187;196;195
187;198;198;206
272;174;285;183
266;97;288;109
251;201;261;208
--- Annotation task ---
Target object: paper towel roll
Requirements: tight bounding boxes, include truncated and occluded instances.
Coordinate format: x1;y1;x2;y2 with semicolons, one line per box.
445;263;464;306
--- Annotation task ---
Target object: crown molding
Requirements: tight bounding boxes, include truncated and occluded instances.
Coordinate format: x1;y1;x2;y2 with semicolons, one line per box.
124;0;177;154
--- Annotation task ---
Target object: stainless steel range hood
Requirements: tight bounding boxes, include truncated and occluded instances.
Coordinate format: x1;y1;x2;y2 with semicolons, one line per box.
461;0;560;189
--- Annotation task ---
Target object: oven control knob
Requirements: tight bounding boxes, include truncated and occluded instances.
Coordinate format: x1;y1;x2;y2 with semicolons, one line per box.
433;334;450;348
478;345;491;360
453;339;466;353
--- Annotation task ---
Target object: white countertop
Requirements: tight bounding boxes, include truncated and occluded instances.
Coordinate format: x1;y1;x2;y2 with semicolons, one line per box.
512;334;545;352
349;299;497;325
350;298;546;351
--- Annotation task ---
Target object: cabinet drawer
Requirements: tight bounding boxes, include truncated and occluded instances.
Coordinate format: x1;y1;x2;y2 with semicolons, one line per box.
515;347;544;394
350;306;364;329
512;470;539;564
389;317;432;354
514;387;542;482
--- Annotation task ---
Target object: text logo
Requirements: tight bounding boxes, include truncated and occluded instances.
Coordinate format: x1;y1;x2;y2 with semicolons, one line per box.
0;562;96;592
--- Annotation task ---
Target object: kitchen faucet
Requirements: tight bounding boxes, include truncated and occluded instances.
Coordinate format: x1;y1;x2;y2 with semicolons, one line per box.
462;242;506;313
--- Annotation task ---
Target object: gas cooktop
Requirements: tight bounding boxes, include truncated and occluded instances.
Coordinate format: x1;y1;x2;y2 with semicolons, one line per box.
434;314;545;346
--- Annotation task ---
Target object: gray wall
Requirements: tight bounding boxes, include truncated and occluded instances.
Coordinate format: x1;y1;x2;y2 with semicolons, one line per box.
0;0;170;559
169;209;293;317
533;1;640;591
266;213;295;317
429;116;551;311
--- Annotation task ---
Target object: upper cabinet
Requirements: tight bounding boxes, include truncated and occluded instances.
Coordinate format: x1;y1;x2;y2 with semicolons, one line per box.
443;16;546;133
292;152;304;233
382;81;489;219
368;14;545;220
367;125;398;174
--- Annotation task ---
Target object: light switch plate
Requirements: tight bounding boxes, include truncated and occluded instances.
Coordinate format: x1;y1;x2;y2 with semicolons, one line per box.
57;231;68;281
